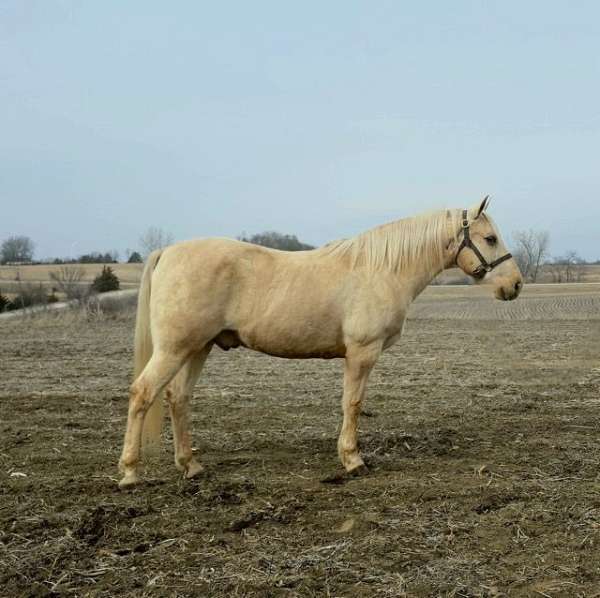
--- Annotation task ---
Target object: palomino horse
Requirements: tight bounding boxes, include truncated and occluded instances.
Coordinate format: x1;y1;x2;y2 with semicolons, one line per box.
118;197;522;488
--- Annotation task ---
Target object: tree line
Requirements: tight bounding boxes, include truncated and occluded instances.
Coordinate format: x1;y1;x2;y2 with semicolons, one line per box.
0;228;315;266
1;227;596;284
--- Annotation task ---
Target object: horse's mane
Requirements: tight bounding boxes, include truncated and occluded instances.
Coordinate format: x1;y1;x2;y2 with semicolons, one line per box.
320;208;463;275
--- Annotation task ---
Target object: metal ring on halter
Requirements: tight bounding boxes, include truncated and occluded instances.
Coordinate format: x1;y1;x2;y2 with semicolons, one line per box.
455;209;512;279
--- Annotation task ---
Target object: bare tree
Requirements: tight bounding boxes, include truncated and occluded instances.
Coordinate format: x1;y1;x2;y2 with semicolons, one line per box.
512;230;550;282
49;265;89;300
1;236;35;264
548;251;585;283
139;227;174;258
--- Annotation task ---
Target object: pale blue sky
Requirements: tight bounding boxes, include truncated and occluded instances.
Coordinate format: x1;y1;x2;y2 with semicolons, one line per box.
1;1;599;260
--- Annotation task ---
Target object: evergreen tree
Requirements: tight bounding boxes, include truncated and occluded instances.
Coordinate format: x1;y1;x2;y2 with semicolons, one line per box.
128;251;143;263
0;292;9;313
92;266;120;293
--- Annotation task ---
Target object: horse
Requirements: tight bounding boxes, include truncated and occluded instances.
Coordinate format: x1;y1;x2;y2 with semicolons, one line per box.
118;197;522;488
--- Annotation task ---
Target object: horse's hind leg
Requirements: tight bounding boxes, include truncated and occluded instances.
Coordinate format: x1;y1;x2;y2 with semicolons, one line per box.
165;346;212;479
119;350;187;488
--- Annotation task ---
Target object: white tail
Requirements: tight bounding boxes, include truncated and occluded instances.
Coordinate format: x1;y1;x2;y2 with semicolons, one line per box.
134;250;163;453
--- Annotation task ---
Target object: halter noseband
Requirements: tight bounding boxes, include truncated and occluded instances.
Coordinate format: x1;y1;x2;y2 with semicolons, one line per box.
456;210;513;279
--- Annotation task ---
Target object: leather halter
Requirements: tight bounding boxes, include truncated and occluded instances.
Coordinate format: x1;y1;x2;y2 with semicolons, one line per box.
456;209;513;279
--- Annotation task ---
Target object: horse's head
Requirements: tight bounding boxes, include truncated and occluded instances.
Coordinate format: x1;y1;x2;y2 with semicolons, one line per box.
454;197;523;301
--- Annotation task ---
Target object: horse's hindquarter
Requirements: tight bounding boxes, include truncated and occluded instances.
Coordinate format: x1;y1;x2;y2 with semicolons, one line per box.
151;240;349;358
150;240;240;348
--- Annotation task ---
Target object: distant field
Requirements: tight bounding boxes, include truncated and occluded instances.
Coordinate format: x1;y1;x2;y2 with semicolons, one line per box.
0;263;144;284
2;263;599;289
0;263;144;296
412;281;600;320
2;263;600;320
434;264;600;285
0;260;598;327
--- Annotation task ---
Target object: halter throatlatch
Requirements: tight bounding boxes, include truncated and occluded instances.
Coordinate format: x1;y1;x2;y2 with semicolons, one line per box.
456;210;513;279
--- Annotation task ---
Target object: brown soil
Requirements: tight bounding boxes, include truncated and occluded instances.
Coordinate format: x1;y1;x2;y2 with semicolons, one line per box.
1;287;600;597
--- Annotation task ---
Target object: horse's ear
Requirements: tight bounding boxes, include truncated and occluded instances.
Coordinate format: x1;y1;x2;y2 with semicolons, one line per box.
475;195;490;219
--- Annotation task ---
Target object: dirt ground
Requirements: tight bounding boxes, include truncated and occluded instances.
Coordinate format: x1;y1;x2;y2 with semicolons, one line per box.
1;284;600;597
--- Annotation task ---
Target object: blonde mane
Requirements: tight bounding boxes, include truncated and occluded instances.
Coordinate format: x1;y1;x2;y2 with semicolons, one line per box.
321;208;462;275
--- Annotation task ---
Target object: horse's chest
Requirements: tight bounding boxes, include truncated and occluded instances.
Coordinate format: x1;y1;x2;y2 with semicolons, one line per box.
381;316;406;350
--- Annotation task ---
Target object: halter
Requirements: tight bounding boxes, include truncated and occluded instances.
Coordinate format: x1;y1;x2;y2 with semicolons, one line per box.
456;209;513;279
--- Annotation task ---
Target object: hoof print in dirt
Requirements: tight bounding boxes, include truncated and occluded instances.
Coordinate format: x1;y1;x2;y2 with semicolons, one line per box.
76;505;147;546
226;510;265;532
473;493;519;515
209;479;256;505
114;542;151;556
320;471;349;485
226;501;303;532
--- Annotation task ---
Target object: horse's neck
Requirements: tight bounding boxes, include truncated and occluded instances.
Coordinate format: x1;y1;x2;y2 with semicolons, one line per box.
397;231;457;301
400;262;446;302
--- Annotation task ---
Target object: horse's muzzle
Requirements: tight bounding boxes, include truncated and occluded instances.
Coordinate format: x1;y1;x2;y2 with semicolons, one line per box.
496;280;522;301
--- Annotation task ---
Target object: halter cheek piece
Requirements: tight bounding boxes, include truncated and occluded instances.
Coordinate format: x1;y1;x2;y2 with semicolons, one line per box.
456;209;513;279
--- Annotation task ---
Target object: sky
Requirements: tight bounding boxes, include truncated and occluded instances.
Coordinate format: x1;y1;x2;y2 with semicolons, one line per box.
1;1;599;261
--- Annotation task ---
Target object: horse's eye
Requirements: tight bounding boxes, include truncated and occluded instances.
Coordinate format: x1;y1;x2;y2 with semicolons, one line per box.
485;235;498;246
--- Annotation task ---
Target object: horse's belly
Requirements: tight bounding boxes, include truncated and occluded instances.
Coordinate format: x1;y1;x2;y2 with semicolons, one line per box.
238;325;345;359
249;344;345;359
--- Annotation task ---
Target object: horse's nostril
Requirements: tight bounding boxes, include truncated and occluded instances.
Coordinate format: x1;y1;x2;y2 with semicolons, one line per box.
514;281;522;293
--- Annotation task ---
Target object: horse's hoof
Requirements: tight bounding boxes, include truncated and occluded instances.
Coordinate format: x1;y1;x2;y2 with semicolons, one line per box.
118;473;140;489
347;463;369;477
184;460;205;479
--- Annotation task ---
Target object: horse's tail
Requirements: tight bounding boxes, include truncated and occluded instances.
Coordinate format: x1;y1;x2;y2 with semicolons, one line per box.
133;249;163;454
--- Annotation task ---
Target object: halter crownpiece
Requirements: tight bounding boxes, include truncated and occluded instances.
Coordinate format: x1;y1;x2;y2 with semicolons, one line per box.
455;209;513;279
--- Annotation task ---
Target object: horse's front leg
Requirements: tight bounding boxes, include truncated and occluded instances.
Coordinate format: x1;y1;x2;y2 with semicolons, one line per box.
338;343;381;473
